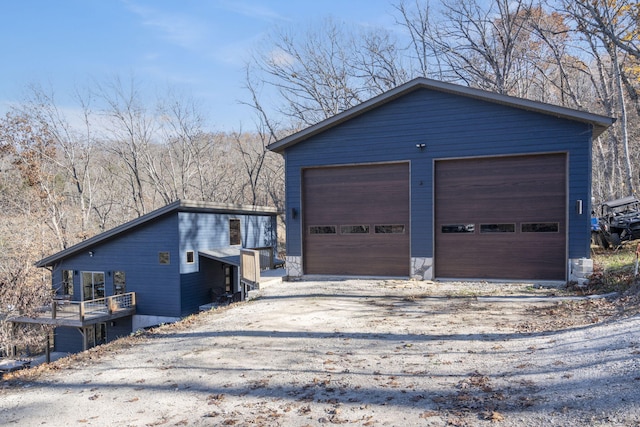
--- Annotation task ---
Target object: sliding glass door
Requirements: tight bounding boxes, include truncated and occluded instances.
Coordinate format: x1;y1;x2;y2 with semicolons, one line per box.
81;271;105;301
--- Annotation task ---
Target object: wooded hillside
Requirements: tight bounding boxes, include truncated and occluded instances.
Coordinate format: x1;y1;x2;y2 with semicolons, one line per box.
1;0;638;354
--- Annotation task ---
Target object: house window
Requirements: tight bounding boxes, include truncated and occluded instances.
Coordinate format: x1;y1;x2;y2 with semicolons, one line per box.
113;271;126;295
186;250;195;264
62;270;74;296
230;219;241;245
159;252;170;265
87;323;106;348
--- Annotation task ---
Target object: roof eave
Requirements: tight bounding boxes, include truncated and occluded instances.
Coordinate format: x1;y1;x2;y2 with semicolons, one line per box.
267;77;616;153
35;200;280;268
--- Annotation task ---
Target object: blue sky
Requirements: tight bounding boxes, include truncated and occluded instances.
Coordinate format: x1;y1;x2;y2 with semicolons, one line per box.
1;0;399;131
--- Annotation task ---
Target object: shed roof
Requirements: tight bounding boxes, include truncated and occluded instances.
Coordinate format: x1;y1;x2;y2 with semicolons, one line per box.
36;200;278;268
267;77;615;153
199;248;241;267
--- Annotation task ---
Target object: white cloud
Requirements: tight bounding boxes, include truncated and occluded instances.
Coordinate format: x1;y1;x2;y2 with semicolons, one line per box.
268;48;296;67
124;1;209;51
216;0;289;23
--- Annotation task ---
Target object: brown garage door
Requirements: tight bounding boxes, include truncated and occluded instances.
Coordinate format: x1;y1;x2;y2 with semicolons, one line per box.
303;163;410;276
435;154;566;280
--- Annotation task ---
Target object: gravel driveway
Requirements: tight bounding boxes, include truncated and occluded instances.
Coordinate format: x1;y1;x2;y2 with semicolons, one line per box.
1;279;640;426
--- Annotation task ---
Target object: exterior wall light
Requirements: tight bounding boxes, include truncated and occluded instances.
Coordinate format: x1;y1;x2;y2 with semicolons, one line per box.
416;143;426;151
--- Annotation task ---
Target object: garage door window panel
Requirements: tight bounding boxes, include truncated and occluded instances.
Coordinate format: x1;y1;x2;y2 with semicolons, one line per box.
522;223;560;233
480;224;515;233
309;226;337;235
341;225;370;234
374;225;406;234
441;224;475;233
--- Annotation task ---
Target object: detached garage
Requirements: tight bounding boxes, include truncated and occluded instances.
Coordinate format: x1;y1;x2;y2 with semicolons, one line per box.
268;78;614;282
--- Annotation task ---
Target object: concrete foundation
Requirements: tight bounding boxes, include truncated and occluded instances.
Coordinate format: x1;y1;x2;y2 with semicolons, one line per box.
411;257;433;280
133;315;180;332
286;256;303;278
569;258;594;285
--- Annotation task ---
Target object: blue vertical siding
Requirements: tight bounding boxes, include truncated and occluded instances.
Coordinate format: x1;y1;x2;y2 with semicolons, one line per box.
53;317;132;353
178;212;277;314
54;327;84;353
107;316;132;342
51;214;181;317
44;207;278;353
284;88;593;262
49;210;277;323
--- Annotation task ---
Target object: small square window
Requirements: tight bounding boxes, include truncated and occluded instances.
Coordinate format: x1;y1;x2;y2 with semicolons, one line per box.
159;252;170;265
186;250;195;264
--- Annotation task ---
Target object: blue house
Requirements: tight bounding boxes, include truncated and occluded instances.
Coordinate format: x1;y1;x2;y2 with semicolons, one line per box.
16;200;279;354
268;78;615;283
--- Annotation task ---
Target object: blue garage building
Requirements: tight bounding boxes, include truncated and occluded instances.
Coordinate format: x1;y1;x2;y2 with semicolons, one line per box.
268;78;614;282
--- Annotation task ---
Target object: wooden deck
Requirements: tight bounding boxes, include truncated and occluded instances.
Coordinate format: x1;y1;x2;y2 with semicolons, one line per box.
9;293;136;327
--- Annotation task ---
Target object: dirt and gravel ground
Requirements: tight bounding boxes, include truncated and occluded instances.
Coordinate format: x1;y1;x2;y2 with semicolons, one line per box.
2;278;640;426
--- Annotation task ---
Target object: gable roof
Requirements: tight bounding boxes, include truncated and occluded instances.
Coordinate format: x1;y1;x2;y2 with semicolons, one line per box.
267;77;615;153
35;200;279;268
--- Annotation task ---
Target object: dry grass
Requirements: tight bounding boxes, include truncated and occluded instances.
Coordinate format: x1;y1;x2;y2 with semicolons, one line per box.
2;303;238;385
588;243;640;294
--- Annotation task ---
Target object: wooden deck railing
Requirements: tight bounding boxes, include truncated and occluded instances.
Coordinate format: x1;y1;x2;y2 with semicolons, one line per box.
75;292;136;321
13;292;137;325
251;246;285;270
251;246;274;271
241;249;261;289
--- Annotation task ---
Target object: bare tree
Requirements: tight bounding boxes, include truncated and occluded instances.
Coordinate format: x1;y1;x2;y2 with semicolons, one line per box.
563;0;637;197
427;0;539;96
251;17;408;126
569;0;640;60
394;0;446;78
96;76;155;216
0;172;52;357
0;111;73;251
235;69;284;206
20;85;100;242
527;6;587;108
